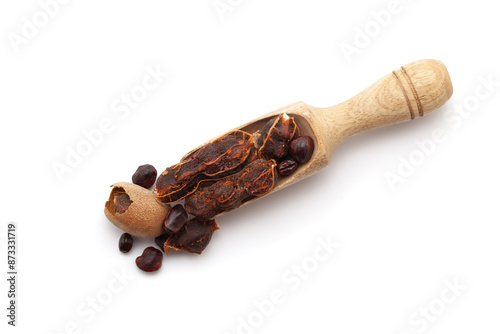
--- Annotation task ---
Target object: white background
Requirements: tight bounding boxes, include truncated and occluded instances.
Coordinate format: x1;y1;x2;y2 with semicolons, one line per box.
1;1;499;333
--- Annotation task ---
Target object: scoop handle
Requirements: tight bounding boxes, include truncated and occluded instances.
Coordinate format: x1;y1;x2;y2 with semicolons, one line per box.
314;59;453;157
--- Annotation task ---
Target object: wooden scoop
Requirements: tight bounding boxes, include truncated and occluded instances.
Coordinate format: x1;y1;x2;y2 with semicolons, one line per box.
181;59;453;210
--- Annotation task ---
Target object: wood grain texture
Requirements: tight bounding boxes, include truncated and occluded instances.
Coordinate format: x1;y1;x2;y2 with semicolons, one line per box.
180;59;453;212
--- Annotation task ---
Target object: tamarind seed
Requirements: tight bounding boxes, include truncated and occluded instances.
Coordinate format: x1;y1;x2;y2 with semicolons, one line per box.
277;158;298;175
289;136;314;164
136;247;163;272
132;164;157;189
163;204;188;233
118;233;133;253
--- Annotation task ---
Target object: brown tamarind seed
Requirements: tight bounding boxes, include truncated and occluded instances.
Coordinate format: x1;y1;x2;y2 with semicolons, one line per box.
163;204;188;233
132;164;157;189
289;136;314;164
277;158;298;175
118;233;133;253
136;247;163;272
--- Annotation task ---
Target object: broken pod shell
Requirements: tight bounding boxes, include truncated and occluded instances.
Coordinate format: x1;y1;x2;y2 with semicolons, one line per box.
104;182;170;238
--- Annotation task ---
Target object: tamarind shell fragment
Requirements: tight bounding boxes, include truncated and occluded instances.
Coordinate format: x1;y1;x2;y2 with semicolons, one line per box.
104;182;170;238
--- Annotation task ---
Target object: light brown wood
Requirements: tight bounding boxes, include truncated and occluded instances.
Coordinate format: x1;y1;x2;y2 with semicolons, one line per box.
181;59;453;212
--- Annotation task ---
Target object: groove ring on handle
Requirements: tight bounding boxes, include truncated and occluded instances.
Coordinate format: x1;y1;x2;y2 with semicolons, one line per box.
392;70;415;119
400;66;424;117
